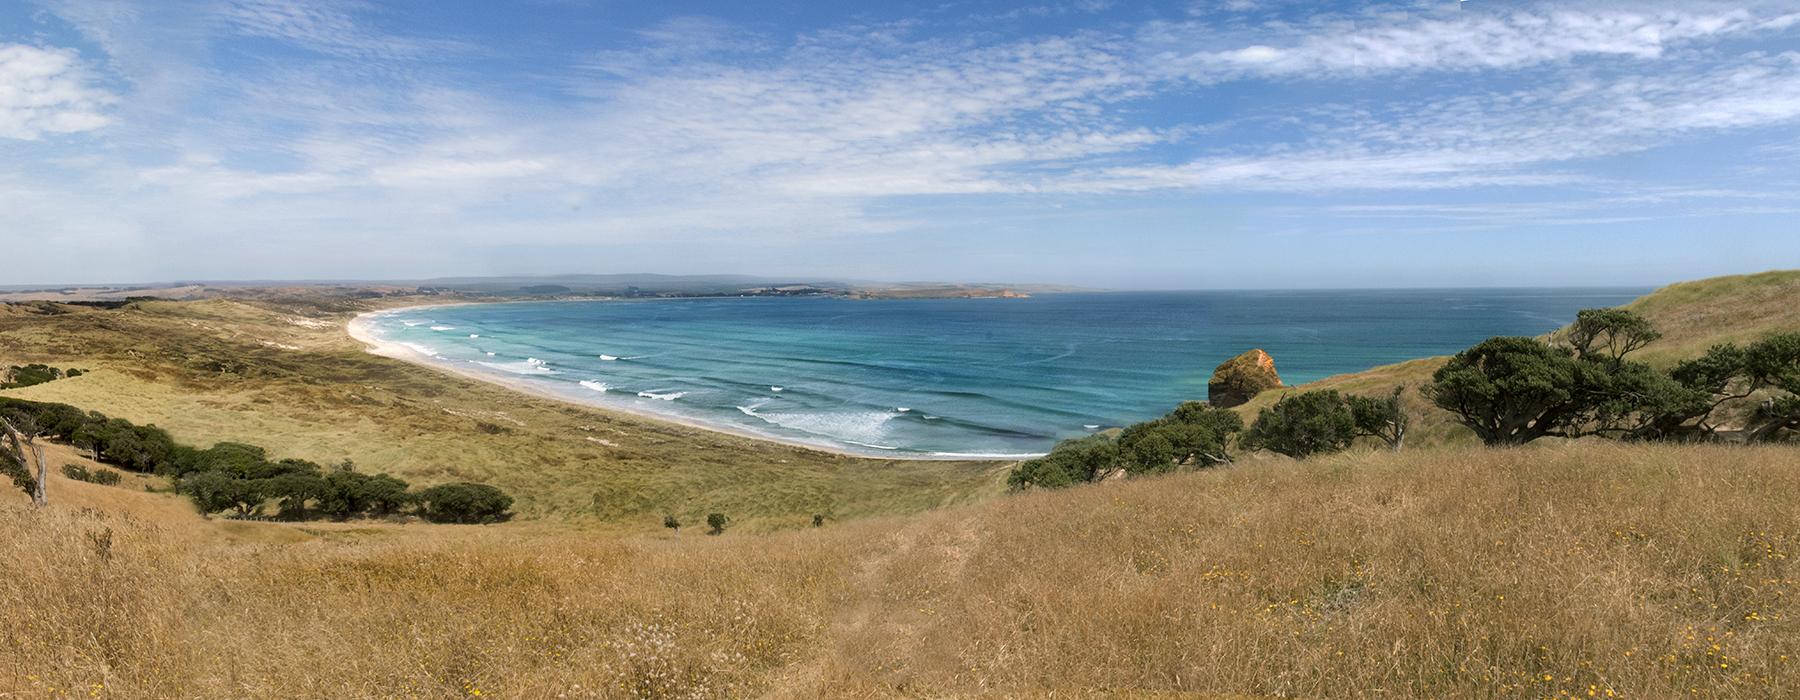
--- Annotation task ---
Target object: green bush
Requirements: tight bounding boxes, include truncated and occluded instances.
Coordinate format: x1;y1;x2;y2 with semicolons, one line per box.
706;512;730;535
1008;402;1243;490
60;463;122;486
416;482;513;524
1;364;71;389
1242;390;1357;459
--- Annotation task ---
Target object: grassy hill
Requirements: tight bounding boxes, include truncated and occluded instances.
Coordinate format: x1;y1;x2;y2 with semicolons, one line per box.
6;441;1798;696
0;297;1007;527
1235;269;1800;445
2;271;1798;696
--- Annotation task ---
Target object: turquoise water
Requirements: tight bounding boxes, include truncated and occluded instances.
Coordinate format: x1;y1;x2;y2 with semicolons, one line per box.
362;289;1645;457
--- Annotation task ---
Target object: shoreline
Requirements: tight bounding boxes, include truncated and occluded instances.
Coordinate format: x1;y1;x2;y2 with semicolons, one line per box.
346;304;1032;463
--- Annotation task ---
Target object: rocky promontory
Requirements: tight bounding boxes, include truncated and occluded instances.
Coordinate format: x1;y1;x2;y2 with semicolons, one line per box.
1208;349;1282;408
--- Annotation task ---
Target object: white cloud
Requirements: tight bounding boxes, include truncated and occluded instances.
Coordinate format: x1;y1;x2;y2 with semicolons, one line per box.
1148;5;1781;81
0;43;115;139
10;0;1800;283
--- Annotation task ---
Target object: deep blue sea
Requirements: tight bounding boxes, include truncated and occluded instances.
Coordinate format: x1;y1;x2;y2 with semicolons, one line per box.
362;289;1646;457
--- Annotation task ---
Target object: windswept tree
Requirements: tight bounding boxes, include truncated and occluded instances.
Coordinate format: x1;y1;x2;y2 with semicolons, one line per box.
706;513;730;535
1348;386;1410;451
1424;337;1586;445
1007;434;1120;489
1564;308;1662;366
1242;390;1356;459
1661;332;1800;441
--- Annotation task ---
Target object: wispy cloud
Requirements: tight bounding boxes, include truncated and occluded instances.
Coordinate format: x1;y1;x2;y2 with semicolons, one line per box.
7;0;1800;284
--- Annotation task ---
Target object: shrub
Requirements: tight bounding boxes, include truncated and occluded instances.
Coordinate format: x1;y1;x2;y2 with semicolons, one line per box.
416;482;513;524
1242;390;1357;459
1;364;64;389
319;467;412;519
60;463;122;486
663;514;681;533
1008;434;1118;489
1348;387;1409;450
706;513;729;535
1009;402;1243;489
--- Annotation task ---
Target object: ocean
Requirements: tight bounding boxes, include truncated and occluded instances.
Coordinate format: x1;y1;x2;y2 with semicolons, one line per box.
359;289;1646;458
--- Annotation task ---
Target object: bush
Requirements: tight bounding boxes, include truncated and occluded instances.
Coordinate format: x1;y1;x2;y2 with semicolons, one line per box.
61;463;122;486
1008;434;1118;489
1348;387;1409;450
416;482;513;524
1009;402;1243;490
1242;390;1357;459
1;364;67;389
706;512;729;535
318;466;412;520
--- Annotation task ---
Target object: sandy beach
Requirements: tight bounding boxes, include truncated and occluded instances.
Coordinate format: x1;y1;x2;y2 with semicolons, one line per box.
346;306;1027;462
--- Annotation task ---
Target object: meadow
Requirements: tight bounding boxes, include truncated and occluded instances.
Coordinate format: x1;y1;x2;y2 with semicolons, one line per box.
5;442;1798;697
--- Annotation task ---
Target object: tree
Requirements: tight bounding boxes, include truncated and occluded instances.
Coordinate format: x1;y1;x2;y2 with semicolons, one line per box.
415;482;513;524
1564;308;1661;366
266;472;329;520
1123;401;1242;469
1424;337;1586;445
362;474;411;515
1008;434;1119;489
1348;386;1409;450
663;514;681;536
1242;390;1356;458
812;513;826;527
178;471;253;515
0;413;48;506
1659;333;1800;441
1743;333;1800;442
706;512;730;535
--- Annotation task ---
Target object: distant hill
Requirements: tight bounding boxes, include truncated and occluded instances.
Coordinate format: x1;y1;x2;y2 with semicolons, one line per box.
0;273;1090;302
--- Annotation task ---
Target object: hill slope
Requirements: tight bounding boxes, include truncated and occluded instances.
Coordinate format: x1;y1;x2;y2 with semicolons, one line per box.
0;297;1007;526
1235;269;1800;445
6;441;1798;697
3;271;1799;696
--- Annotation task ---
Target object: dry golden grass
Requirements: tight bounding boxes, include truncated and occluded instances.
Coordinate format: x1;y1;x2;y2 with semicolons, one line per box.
0;297;1008;528
5;441;1798;697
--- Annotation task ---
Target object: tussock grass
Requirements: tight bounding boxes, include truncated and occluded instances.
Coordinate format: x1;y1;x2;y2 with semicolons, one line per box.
5;442;1798;697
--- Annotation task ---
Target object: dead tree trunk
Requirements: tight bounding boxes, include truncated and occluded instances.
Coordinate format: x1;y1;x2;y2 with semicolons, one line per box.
1;417;47;507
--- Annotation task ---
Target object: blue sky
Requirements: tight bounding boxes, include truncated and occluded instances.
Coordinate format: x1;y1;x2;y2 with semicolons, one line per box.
3;0;1799;289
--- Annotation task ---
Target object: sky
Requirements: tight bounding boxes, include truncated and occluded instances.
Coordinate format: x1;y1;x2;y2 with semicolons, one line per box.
3;0;1800;289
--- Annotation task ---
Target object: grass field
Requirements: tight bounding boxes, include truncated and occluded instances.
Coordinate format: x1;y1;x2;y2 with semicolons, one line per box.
5;441;1799;697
